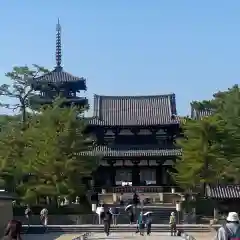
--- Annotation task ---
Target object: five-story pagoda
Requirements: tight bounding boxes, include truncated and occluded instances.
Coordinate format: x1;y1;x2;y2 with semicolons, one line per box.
29;19;87;107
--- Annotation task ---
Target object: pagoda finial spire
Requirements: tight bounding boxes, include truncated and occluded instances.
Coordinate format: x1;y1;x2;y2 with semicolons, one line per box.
55;18;62;69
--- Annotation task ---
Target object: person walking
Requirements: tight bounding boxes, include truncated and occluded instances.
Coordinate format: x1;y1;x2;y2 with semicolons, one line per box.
216;212;240;240
125;204;135;224
129;209;134;224
144;212;153;236
40;207;48;226
96;204;104;224
109;207;119;225
137;212;145;236
103;208;112;236
24;204;31;226
169;212;176;236
3;220;22;240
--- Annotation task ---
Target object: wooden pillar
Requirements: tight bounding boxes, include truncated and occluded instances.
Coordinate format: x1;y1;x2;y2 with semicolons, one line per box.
110;165;116;186
162;165;167;185
156;165;162;185
132;160;140;186
214;208;219;220
107;160;116;186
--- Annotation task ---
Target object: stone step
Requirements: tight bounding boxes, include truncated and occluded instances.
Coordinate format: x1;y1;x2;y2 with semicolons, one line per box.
104;205;177;224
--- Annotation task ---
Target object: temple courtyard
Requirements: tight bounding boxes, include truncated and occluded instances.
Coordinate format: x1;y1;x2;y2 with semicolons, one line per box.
22;231;216;240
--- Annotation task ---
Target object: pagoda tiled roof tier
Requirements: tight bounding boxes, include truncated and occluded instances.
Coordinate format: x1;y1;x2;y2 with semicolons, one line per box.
89;93;179;126
80;145;182;157
31;67;86;88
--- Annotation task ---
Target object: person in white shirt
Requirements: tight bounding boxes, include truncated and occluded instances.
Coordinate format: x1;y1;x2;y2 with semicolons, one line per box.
96;205;104;224
40;208;48;226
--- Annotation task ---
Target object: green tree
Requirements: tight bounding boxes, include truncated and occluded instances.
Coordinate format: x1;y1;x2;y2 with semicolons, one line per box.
213;85;240;183
174;84;240;190
0;118;25;192
173;116;223;191
0;65;49;125
21;99;96;203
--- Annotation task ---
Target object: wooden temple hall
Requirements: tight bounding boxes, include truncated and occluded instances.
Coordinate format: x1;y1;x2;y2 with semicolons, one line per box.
84;94;182;189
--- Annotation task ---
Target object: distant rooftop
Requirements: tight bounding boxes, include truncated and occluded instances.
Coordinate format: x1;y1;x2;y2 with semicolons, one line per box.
191;106;213;119
89;93;179;126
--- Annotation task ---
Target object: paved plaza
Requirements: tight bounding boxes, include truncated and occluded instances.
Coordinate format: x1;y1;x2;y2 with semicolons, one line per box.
23;232;182;240
87;232;183;240
22;231;216;240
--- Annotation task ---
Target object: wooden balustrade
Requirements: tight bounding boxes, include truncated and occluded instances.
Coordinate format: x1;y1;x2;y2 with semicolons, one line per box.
108;186;163;193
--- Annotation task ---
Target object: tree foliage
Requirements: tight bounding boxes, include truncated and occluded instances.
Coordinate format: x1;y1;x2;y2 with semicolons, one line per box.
20;99;96;202
173;84;240;190
0;65;49;124
0;99;96;203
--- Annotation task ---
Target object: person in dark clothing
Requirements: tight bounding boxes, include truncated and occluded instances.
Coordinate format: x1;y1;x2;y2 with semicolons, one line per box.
125;204;135;224
103;209;112;236
129;210;134;224
144;212;153;235
3;220;22;240
109;207;119;225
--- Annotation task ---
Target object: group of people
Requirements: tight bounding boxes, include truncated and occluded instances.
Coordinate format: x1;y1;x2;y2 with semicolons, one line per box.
2;206;48;240
25;205;48;226
6;207;240;239
96;204;153;236
135;211;152;236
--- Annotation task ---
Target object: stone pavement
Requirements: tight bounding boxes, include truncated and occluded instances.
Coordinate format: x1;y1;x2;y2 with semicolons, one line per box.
23;232;183;240
88;232;182;240
187;231;216;240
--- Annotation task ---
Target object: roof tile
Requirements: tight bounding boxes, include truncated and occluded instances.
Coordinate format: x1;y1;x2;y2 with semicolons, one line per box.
206;184;240;199
90;94;179;126
33;68;86;85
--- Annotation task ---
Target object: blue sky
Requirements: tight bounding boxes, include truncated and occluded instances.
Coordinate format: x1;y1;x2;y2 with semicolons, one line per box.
0;1;239;116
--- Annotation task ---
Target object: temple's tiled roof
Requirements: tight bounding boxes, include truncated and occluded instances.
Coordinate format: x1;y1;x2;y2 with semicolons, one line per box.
191;103;213;120
89;94;179;126
32;67;86;85
205;185;240;199
80;145;182;157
